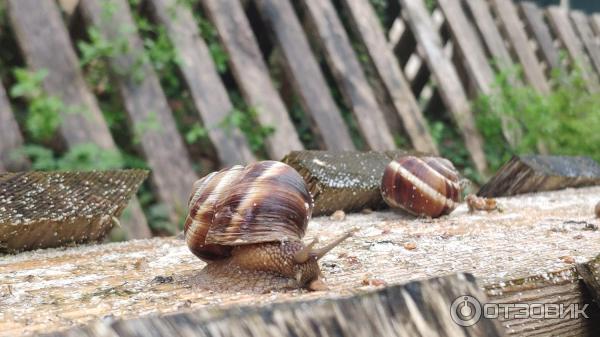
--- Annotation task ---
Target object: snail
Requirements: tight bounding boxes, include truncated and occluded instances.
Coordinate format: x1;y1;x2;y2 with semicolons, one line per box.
380;156;460;218
184;160;355;292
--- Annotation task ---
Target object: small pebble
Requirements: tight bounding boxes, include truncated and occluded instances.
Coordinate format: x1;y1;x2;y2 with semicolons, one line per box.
329;210;346;221
403;242;417;250
361;208;373;214
362;275;387;287
559;256;575;264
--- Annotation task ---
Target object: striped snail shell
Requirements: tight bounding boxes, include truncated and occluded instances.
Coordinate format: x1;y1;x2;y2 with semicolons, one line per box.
184;160;354;291
381;156;461;218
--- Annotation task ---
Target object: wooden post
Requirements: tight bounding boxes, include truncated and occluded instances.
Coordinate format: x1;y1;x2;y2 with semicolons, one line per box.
570;11;600;76
78;0;198;227
519;2;562;72
0;82;28;172
299;0;396;151
253;0;356;151
146;0;256;164
340;0;438;154
7;0;151;239
398;0;488;175
490;0;551;93
198;0;304;160
438;0;495;95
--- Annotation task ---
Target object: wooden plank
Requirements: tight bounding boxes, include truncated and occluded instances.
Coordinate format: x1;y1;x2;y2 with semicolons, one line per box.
253;0;355;151
519;1;561;71
570;11;600;76
0;170;147;253
78;0;198;225
577;254;600;306
398;0;488;175
478;155;600;197
490;0;550;93
0;82;28;172
300;0;395;151
547;6;598;89
48;274;506;337
4;185;600;336
438;0;494;95
146;0;257;164
7;0;151;239
197;0;304;159
340;0;438;154
591;14;600;36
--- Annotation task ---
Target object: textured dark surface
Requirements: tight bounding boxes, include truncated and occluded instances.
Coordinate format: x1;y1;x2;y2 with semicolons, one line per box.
0;170;147;252
283;150;415;215
41;273;506;337
478;155;600;197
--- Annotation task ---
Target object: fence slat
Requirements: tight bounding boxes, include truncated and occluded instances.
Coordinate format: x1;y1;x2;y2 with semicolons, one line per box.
438;0;494;95
491;0;550;93
398;0;488;175
300;0;396;151
465;0;513;71
547;6;598;90
591;14;600;36
253;0;355;151
200;0;304;159
8;0;151;239
340;0;437;154
519;1;561;71
0;82;28;172
147;0;256;164
570;11;600;76
78;0;198;225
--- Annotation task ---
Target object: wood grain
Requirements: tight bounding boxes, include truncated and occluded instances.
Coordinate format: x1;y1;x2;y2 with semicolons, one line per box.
200;0;304;159
398;0;488;175
147;0;256;165
340;0;438;154
78;0;198;226
253;0;355;151
7;0;150;239
300;0;395;151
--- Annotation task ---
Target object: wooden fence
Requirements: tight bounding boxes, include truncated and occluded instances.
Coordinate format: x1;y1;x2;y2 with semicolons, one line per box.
1;0;599;237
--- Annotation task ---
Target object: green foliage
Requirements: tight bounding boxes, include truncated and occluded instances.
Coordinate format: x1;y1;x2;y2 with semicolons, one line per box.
17;143;125;171
196;16;229;74
474;64;600;173
10;68;63;141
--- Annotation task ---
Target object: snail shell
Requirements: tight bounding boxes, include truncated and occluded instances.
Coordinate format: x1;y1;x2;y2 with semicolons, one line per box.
184;161;313;261
381;156;460;218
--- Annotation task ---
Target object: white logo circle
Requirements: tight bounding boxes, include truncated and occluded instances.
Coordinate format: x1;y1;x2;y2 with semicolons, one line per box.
450;295;482;327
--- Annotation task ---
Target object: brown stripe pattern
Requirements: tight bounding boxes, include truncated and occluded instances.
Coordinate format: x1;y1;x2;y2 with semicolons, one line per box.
184;161;313;262
381;156;460;218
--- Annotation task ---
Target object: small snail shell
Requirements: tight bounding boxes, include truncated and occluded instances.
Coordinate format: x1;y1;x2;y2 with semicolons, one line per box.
381;156;460;218
184;160;354;291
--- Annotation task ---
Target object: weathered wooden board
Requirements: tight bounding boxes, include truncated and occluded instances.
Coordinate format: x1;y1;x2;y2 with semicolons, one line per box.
200;0;303;159
478;155;600;197
491;0;550;93
0;170;147;253
282;150;413;215
147;0;256;165
0;82;28;172
340;0;438;155
465;0;514;71
43;273;506;337
547;6;598;89
570;11;600;76
591;14;600;36
253;0;355;151
8;0;151;239
300;0;395;151
78;0;198;225
2;186;600;336
519;1;562;72
398;0;487;175
577;254;600;306
438;0;494;95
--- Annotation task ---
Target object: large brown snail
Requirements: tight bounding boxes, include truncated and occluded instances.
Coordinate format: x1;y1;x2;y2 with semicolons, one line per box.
381;156;461;218
184;160;354;291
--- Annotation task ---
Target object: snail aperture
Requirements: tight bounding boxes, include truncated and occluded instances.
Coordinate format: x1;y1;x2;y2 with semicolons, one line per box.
184;160;354;291
381;156;461;218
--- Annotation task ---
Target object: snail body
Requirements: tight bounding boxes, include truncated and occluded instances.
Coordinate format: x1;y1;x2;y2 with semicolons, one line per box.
381;156;460;218
184;161;353;291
